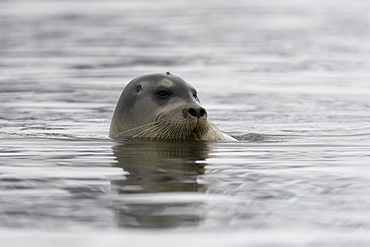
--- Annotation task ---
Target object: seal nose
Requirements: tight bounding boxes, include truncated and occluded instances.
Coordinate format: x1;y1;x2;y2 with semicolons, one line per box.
185;106;207;119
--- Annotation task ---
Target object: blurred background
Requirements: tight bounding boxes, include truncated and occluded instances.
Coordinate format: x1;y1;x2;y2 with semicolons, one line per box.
1;0;370;246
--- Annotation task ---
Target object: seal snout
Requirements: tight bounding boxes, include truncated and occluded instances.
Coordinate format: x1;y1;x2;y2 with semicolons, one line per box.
184;106;207;119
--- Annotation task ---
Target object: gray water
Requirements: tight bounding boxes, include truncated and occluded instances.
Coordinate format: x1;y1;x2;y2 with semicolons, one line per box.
1;0;370;246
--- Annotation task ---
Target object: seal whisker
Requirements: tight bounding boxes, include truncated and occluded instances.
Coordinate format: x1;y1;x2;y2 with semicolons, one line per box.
114;118;224;141
165;122;182;140
161;125;174;139
136;124;160;139
115;122;156;138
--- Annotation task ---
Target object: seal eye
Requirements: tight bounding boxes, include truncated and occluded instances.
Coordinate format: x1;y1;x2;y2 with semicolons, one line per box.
157;90;170;99
193;94;199;101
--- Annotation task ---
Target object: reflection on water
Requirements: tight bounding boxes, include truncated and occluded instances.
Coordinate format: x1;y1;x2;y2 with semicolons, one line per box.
1;0;370;245
111;140;212;228
112;140;211;194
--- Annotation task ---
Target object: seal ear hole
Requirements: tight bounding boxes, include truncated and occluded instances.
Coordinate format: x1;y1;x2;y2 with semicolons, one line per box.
136;84;142;92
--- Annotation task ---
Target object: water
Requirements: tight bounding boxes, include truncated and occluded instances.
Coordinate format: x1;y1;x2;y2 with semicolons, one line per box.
1;0;370;246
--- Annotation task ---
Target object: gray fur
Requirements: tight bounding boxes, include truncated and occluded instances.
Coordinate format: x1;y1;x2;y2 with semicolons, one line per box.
109;73;227;141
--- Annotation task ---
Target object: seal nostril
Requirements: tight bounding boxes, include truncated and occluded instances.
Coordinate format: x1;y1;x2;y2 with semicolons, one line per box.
199;109;206;118
188;109;198;118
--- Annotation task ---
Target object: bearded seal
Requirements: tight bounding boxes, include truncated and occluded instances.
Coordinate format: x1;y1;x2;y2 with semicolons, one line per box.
109;72;234;141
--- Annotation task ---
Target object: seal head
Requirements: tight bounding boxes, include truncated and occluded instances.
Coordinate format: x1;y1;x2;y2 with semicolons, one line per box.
109;72;224;141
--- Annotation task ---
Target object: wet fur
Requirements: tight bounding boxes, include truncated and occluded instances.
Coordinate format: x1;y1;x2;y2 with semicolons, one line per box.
113;118;223;141
110;73;229;141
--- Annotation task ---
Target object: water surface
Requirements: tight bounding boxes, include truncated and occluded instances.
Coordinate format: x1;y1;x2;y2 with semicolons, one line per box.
1;0;370;246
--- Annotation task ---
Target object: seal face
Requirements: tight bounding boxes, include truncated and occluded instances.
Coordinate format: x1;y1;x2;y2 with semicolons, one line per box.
109;72;224;141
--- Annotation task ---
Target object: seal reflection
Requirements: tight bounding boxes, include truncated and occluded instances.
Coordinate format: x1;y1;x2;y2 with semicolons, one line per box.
111;140;212;228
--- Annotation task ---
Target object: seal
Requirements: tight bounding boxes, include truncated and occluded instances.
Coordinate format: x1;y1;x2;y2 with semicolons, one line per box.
109;72;234;141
